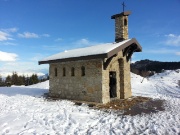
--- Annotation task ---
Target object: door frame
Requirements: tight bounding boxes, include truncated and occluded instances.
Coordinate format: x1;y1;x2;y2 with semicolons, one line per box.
109;71;117;98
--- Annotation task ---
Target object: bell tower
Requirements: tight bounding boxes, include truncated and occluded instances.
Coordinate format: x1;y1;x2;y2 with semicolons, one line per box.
111;3;131;42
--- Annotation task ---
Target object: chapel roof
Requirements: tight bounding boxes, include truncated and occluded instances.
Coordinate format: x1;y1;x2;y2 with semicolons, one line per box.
39;38;142;64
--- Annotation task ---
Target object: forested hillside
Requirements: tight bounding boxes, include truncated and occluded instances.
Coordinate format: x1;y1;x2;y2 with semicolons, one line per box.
131;59;180;77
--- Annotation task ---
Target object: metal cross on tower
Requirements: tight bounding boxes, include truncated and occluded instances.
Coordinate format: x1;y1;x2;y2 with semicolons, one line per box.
122;2;126;12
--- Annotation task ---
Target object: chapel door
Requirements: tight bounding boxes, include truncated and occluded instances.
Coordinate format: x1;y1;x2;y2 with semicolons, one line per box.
109;71;117;98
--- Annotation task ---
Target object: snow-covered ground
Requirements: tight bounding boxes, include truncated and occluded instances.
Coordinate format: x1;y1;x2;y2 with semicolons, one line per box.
0;70;180;135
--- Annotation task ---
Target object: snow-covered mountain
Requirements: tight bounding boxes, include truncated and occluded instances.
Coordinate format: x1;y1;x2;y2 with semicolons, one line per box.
38;73;49;80
0;70;179;134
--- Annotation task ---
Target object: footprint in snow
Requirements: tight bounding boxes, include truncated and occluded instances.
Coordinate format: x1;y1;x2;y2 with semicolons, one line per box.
2;127;10;134
1;123;8;128
27;128;36;133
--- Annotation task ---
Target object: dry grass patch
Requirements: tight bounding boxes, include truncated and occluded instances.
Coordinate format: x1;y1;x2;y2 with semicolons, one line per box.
96;96;165;116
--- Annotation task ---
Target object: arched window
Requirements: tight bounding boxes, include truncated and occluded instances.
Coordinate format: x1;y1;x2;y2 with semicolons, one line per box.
71;67;75;76
55;68;57;77
63;67;66;76
124;19;127;26
81;66;85;76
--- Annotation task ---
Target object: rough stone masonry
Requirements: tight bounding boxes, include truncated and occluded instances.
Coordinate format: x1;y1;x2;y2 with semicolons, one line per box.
49;50;131;104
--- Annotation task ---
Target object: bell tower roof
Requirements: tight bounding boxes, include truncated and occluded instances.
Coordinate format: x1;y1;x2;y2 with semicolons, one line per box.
111;11;131;19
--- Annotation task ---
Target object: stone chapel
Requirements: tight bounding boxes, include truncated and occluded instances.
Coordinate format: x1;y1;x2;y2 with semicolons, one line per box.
39;10;142;104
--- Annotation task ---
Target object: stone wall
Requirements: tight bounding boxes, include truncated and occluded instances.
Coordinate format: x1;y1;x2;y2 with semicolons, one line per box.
119;56;132;99
48;52;131;104
102;51;131;103
49;59;103;103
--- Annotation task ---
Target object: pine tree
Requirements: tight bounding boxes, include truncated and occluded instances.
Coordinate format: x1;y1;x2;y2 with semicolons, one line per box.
5;75;11;87
11;72;18;85
0;74;3;86
29;74;39;85
17;75;24;85
22;75;26;85
33;74;39;84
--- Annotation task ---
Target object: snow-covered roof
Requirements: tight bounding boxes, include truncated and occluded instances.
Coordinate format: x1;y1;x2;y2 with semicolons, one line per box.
39;38;142;64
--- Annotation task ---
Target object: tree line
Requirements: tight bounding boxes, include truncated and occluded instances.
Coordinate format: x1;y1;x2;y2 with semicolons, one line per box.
0;72;49;87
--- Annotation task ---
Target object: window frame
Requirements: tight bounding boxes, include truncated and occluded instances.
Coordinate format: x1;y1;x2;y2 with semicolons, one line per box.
81;66;85;76
63;67;66;77
55;67;57;77
71;67;75;76
124;18;127;26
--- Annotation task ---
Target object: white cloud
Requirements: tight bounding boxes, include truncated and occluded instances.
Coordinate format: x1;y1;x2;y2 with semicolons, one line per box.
0;42;17;46
165;34;180;46
144;48;180;56
42;38;104;51
0;27;18;41
18;32;50;38
76;38;90;45
145;48;177;54
0;31;13;41
55;38;63;42
30;54;45;62
0;51;18;61
42;34;50;37
75;38;104;47
0;61;48;77
131;55;137;63
18;32;39;38
131;60;136;63
175;52;180;56
2;27;18;33
42;45;60;51
166;34;175;37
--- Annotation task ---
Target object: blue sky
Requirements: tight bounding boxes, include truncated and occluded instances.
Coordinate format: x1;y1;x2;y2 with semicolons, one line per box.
0;0;180;77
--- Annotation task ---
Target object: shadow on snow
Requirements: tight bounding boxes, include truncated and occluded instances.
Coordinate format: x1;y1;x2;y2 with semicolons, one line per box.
0;87;48;97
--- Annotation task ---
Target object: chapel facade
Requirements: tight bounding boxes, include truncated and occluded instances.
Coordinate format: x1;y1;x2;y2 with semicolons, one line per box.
39;10;142;104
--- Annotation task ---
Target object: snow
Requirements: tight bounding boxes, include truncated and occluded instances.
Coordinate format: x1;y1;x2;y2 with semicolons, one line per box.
0;70;180;134
131;69;180;98
40;39;131;62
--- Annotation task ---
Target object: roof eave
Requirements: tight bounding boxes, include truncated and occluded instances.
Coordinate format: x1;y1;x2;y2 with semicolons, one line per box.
130;38;142;52
107;38;142;58
38;53;107;65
